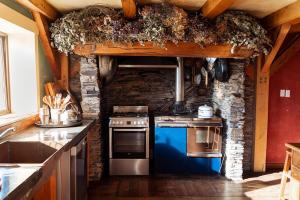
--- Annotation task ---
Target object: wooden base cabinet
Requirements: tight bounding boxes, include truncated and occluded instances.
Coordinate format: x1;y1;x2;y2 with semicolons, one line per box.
33;150;71;200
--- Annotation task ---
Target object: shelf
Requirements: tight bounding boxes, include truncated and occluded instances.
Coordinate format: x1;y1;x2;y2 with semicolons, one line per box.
74;42;254;58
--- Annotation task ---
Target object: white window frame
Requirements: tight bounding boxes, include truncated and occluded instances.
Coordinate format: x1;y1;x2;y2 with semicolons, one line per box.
0;31;11;116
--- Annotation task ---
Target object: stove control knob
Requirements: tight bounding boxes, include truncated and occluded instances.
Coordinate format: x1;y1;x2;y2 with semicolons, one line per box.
133;121;137;125
116;121;119;125
120;121;123;125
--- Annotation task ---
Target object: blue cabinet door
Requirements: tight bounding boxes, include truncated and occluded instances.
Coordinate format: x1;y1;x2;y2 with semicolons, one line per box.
154;127;187;173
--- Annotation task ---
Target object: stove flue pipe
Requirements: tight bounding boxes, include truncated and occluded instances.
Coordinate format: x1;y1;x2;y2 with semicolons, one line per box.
176;57;184;103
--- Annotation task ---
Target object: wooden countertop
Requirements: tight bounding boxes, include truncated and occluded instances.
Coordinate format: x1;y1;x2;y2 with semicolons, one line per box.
0;120;95;200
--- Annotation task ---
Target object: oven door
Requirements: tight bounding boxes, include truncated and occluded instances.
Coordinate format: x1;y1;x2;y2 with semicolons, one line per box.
187;127;222;157
110;128;149;159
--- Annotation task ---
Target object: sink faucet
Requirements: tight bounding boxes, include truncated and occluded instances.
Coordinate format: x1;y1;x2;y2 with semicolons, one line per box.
0;127;16;139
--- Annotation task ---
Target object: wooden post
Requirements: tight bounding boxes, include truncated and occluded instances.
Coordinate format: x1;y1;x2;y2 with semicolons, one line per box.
32;11;60;80
253;56;270;172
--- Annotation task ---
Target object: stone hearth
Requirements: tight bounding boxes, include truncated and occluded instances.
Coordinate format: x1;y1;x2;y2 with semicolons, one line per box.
70;56;255;181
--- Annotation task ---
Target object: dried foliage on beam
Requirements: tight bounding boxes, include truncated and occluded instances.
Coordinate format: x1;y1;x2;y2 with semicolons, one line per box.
50;4;272;57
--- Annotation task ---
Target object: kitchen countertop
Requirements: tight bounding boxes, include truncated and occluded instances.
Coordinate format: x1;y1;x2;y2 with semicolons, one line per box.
155;115;223;127
0;120;95;200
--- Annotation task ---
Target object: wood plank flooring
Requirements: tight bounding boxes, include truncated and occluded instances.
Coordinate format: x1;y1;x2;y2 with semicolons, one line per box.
88;172;292;200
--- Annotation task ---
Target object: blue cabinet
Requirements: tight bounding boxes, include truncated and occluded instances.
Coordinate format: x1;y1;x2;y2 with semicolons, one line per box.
154;127;221;174
154;127;187;173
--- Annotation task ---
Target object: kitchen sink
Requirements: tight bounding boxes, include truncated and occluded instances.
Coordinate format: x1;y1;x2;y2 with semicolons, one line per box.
0;141;56;165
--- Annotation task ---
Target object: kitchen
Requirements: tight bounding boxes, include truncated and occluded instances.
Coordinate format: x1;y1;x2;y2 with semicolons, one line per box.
1;0;300;200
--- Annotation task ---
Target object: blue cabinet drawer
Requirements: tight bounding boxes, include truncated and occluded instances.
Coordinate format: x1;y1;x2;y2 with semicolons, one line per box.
186;157;221;174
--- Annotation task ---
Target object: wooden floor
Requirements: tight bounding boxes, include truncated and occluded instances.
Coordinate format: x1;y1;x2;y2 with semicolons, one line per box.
88;171;292;200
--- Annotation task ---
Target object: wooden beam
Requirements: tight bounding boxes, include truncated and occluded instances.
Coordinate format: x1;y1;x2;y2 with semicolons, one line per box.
32;11;60;80
121;0;136;19
261;23;291;73
264;1;300;30
270;36;300;76
60;53;69;90
16;0;59;21
201;0;235;19
253;56;270;172
290;23;300;33
74;42;254;58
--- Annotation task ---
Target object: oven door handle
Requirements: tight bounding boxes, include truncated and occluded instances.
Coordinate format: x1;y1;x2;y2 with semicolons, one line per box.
113;128;147;132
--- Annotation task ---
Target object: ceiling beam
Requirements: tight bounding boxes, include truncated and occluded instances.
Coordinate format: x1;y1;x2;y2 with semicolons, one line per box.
121;0;136;19
261;23;291;73
74;42;254;58
263;1;300;30
16;0;59;21
270;36;300;76
201;0;235;19
32;11;60;79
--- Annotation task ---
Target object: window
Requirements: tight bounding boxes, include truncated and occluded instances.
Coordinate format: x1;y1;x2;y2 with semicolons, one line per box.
0;32;10;115
0;2;39;125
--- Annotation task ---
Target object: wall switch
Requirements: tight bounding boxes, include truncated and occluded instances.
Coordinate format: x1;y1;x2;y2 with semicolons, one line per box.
280;90;285;97
286;90;291;97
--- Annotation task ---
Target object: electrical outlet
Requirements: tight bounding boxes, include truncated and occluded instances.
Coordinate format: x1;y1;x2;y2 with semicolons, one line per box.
286;90;291;97
280;90;285;97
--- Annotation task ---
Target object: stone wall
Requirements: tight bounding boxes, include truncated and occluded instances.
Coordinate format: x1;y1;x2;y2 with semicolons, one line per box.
243;68;256;172
212;59;254;181
102;67;212;116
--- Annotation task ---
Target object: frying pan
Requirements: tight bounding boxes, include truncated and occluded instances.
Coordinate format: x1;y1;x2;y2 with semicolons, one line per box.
214;59;229;82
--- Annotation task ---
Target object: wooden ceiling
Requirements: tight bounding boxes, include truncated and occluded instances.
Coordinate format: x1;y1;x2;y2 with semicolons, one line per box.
46;0;297;18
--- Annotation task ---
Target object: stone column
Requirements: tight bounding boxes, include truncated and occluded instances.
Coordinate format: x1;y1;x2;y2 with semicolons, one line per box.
212;60;247;181
80;56;103;180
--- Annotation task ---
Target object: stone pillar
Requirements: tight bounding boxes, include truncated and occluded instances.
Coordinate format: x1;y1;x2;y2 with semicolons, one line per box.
212;60;248;181
80;56;100;118
80;56;103;181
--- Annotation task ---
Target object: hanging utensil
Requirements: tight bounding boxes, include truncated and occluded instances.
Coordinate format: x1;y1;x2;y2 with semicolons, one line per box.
215;59;229;82
61;102;72;112
60;95;71;110
206;57;217;71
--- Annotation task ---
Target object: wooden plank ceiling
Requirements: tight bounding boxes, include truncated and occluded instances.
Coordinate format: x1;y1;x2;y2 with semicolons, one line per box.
46;0;297;18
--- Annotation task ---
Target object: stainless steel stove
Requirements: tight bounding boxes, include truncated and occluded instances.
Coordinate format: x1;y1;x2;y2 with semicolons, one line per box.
109;106;149;175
